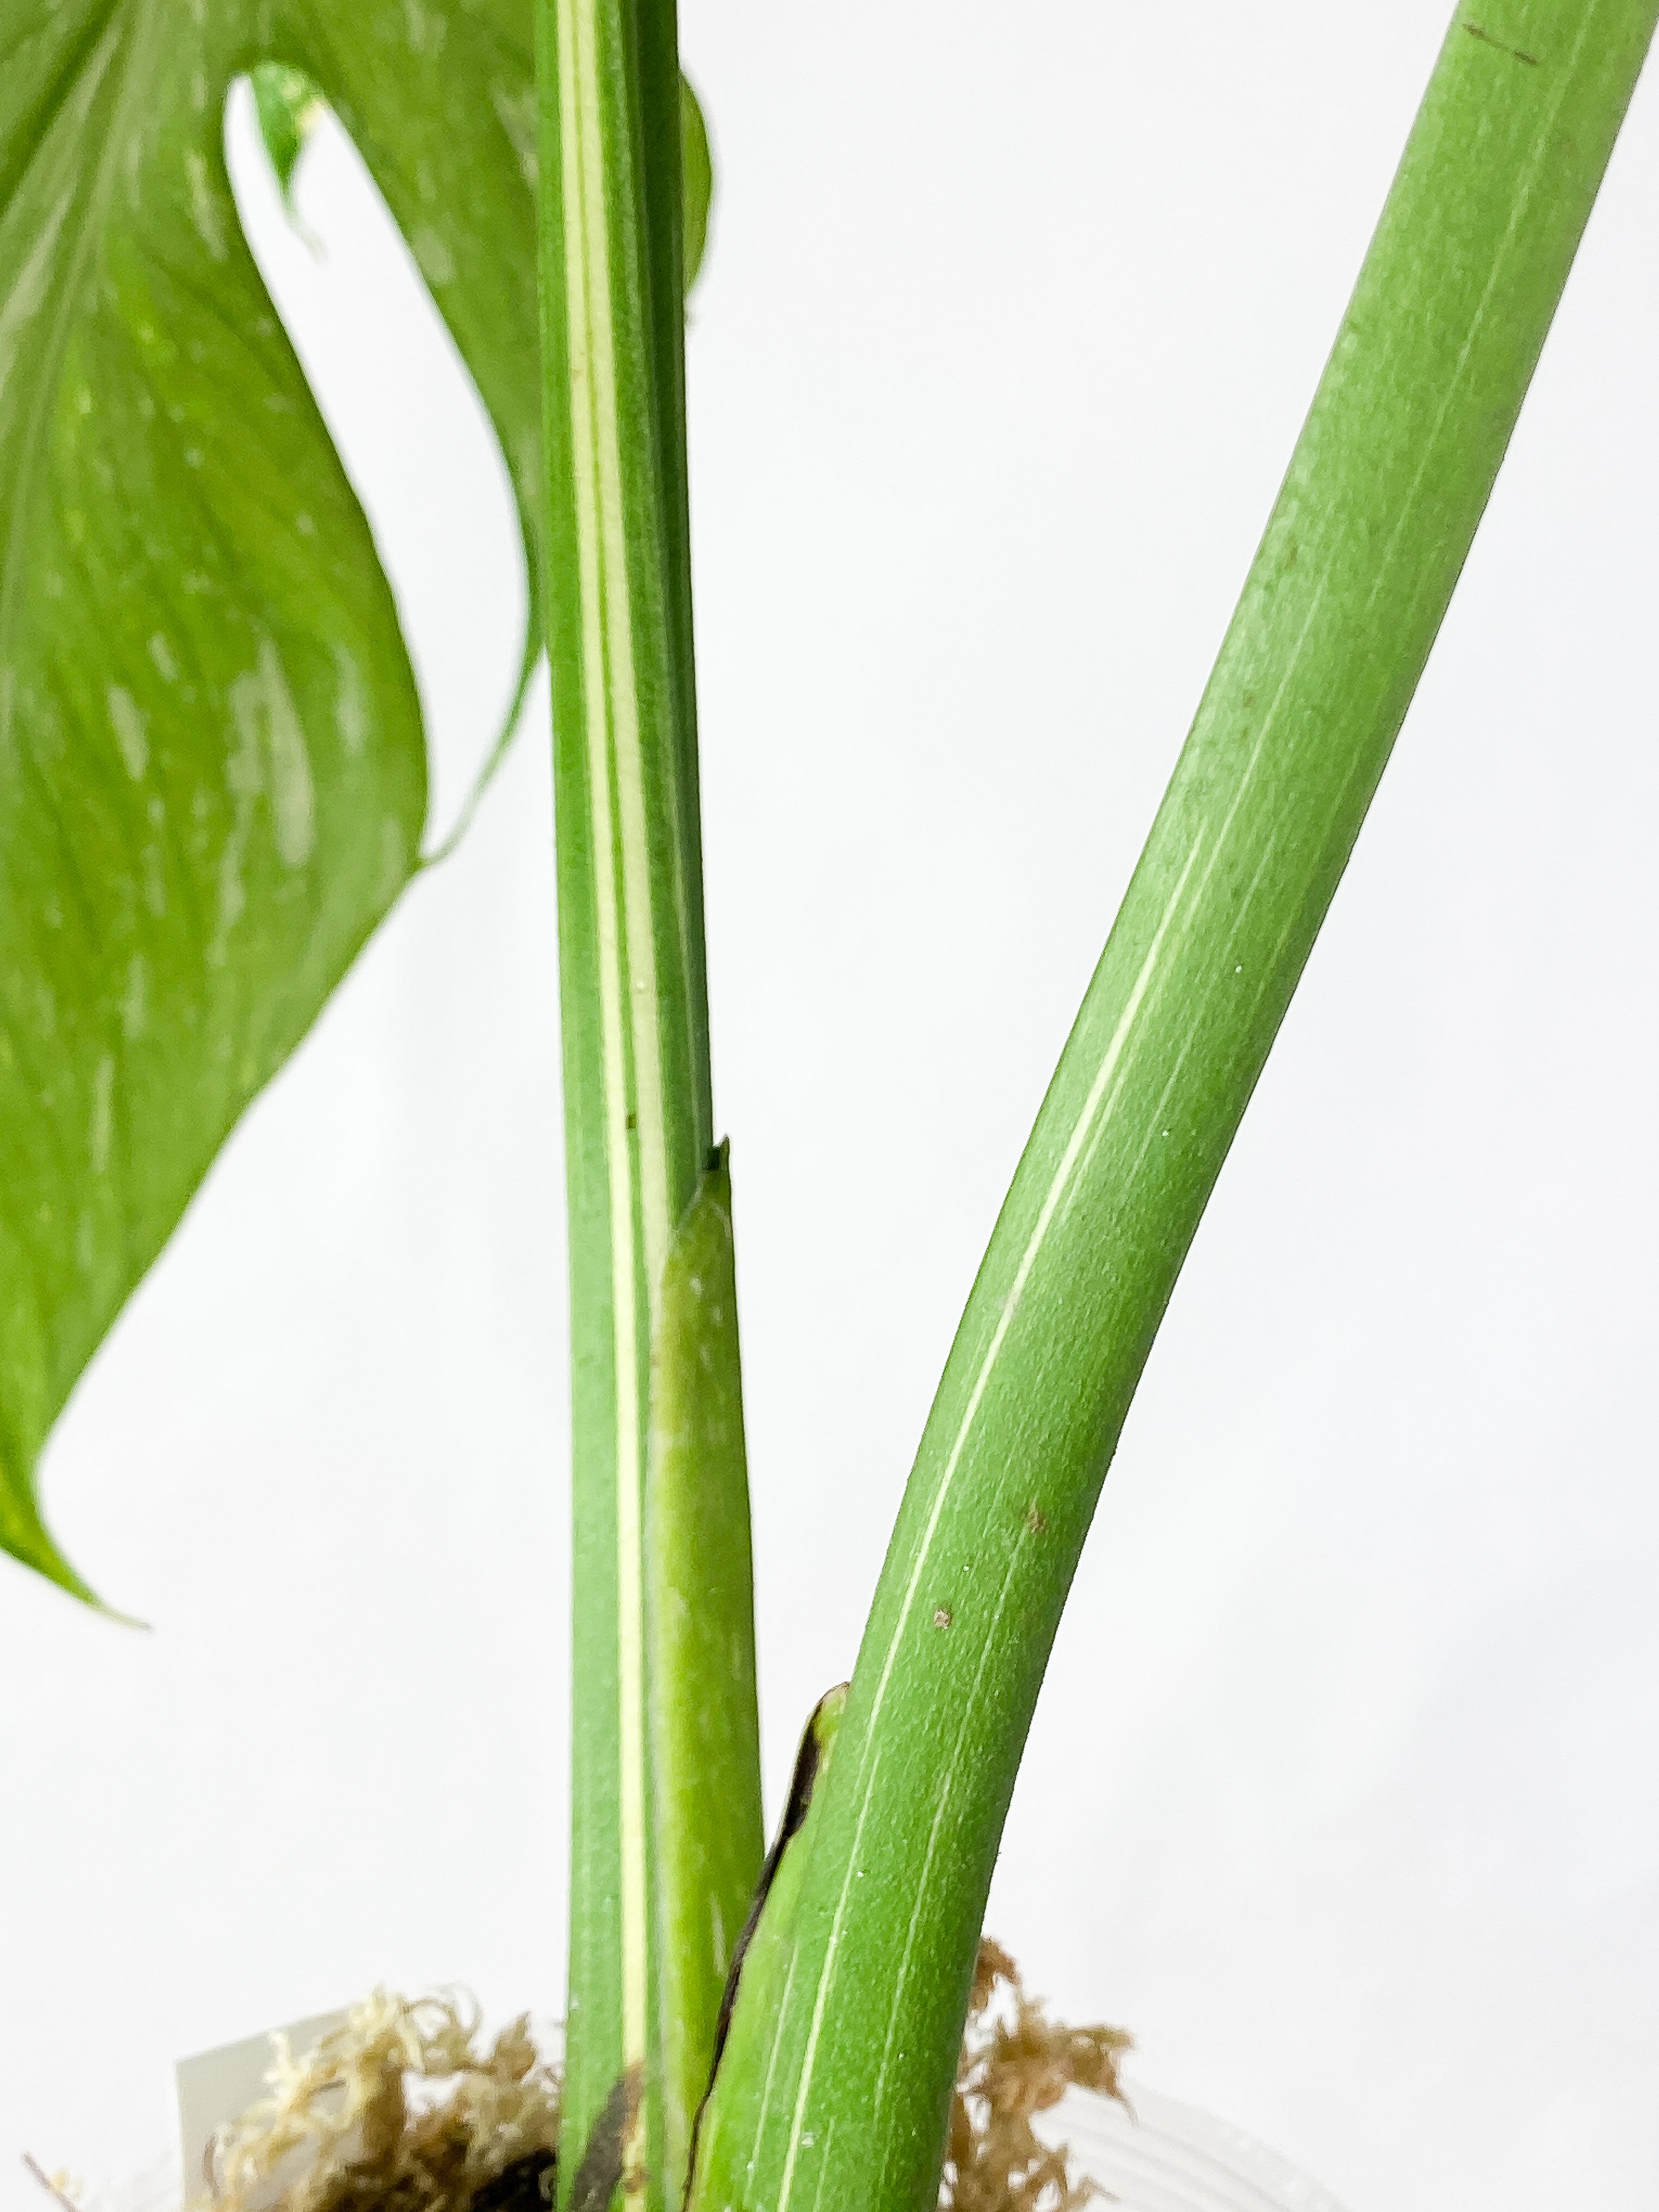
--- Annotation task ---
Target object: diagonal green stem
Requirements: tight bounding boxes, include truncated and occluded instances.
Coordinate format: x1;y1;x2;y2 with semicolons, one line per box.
684;7;1658;2210
533;4;760;2204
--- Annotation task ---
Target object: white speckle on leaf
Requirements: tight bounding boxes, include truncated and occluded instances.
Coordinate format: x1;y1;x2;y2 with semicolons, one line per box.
411;226;455;286
401;0;446;52
121;955;148;1040
0;192;72;388
491;86;538;189
184;447;204;469
191;70;207;112
90;1052;115;1174
226;671;266;800
269;723;315;867
230;636;314;866
149;631;179;681
108;685;149;778
295;510;315;537
216;837;245;946
335;647;368;756
218;659;263;955
185;148;227;258
380;813;409;900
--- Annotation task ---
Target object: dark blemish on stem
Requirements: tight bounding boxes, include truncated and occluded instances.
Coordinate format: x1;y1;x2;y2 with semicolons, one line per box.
1465;22;1538;64
625;1110;637;1131
1024;1504;1048;1535
933;1606;953;1629
571;2066;641;2212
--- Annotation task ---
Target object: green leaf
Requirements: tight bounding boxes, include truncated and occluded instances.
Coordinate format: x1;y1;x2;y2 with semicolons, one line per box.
679;74;713;298
0;0;548;1600
682;7;1659;2210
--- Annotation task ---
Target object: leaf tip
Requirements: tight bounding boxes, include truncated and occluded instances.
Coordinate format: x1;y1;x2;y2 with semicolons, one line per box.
1;1477;145;1623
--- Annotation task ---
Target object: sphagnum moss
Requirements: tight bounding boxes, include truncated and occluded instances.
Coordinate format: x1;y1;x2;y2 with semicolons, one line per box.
190;1951;1126;2212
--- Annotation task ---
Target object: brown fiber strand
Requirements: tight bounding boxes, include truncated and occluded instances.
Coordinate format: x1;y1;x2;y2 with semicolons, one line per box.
939;1941;1132;2212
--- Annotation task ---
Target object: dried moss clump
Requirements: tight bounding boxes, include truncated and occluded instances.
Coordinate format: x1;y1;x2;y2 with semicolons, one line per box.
198;1992;560;2212
940;1940;1132;2212
192;1947;1124;2212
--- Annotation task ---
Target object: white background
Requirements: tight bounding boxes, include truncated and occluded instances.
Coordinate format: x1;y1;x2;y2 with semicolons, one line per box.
3;4;1657;2207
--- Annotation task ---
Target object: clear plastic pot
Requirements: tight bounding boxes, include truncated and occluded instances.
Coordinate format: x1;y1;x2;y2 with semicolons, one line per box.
1054;2084;1349;2212
101;2070;1345;2212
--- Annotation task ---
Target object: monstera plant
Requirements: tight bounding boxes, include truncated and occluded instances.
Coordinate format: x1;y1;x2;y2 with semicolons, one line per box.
2;3;1654;2209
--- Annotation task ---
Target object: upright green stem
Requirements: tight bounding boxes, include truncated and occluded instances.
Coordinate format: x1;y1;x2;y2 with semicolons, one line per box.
685;8;1658;2210
534;5;761;2204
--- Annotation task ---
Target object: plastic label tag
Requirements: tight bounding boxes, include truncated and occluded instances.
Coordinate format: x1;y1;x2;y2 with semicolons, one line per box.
175;2011;347;2209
